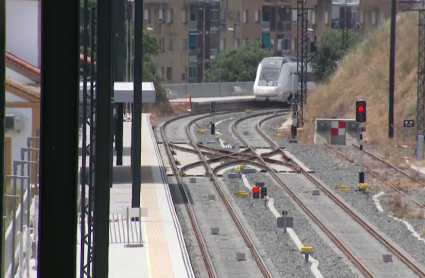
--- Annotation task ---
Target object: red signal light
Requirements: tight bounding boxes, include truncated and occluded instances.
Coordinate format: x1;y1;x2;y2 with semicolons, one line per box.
358;106;364;112
253;187;259;193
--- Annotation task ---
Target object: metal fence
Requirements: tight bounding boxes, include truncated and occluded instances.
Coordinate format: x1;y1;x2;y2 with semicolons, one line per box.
162;81;255;99
3;132;40;278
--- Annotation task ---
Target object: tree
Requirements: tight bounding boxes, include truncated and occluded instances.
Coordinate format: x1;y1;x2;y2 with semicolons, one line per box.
310;29;361;82
141;29;159;81
205;40;273;82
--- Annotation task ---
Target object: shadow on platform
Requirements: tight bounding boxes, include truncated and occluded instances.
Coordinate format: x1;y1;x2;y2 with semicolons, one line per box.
79;165;161;184
79;147;132;156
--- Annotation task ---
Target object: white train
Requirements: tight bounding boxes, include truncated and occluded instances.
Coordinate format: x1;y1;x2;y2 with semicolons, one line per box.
253;56;317;106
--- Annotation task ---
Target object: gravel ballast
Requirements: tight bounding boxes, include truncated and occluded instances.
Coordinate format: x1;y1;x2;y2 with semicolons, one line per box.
261;117;425;267
222;172;356;278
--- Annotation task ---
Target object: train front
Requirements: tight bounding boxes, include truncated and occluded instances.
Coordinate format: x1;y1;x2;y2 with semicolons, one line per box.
253;60;281;102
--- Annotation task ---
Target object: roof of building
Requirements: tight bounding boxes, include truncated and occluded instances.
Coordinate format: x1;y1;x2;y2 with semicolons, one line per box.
6;52;94;83
6;77;40;101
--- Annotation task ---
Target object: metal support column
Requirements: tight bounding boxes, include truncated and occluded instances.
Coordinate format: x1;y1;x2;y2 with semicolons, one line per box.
341;0;349;49
0;0;6;275
296;0;308;128
417;9;425;159
389;0;397;138
202;0;206;82
38;0;80;276
93;0;114;274
115;0;126;165
80;7;98;278
132;0;142;208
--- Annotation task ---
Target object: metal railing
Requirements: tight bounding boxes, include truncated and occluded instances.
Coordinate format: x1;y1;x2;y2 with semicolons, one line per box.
3;132;40;278
162;81;254;99
210;20;219;29
210;49;219;59
189;21;198;31
262;21;271;31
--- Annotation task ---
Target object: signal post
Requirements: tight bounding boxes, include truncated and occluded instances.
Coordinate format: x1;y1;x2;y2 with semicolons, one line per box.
356;101;366;184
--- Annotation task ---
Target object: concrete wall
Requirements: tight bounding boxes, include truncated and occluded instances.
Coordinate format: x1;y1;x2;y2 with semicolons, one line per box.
162;81;254;98
6;0;40;67
314;118;359;146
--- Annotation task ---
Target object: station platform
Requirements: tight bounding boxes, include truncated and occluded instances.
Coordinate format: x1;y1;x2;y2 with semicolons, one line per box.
76;114;194;278
169;95;255;104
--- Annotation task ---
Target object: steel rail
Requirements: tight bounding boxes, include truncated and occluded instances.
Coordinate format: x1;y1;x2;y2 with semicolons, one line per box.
352;143;425;188
230;112;375;278
326;143;425;210
186;114;274;278
161;113;218;278
257;114;425;278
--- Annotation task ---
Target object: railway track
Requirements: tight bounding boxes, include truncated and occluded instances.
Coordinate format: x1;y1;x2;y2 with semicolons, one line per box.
253;114;425;278
161;113;218;278
229;113;375;278
326;143;425;210
161;110;274;278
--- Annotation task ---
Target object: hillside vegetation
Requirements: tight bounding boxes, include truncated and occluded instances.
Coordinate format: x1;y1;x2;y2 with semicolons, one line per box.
302;12;418;145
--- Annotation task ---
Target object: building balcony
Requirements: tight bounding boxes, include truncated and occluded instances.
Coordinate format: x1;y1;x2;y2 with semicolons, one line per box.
189;49;198;61
210;49;219;59
189;21;198;31
210;20;219;30
278;21;291;32
262;21;271;32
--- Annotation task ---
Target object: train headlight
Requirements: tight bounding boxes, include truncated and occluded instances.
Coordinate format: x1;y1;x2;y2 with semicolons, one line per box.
272;82;277;86
259;82;263;86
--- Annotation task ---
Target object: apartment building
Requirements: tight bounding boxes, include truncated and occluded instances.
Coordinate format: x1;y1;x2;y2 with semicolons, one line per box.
142;0;418;84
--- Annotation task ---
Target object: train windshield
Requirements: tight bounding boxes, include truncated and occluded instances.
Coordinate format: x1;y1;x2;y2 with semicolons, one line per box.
260;68;279;82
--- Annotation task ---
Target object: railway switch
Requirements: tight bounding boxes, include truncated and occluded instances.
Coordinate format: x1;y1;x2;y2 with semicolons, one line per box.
260;187;268;199
252;187;260;199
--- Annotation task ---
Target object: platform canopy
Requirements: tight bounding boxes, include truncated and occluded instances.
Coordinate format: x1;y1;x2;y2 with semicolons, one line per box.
79;82;156;103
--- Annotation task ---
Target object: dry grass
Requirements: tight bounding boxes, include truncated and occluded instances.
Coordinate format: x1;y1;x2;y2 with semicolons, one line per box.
300;12;419;147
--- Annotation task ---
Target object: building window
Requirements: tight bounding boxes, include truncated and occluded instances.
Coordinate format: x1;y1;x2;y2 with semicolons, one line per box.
255;10;260;23
235;11;240;24
220;38;225;51
380;10;384;24
282;38;290;51
189;64;197;83
182;67;186;80
371;11;376;25
167;67;172;81
182;9;187;23
159;38;164;52
157;67;164;78
211;5;219;29
190;12;196;21
167;38;173;52
243;10;248;23
189;34;197;50
144;9;150;23
159;9;164;23
325;11;329;24
292;9;297;23
310;10;315;24
167;9;173;24
182;38;187;51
